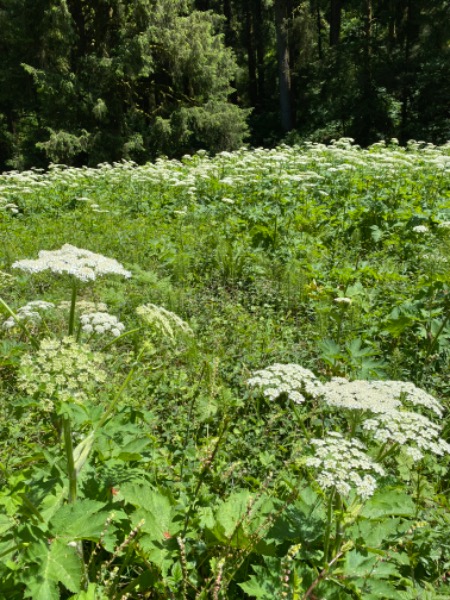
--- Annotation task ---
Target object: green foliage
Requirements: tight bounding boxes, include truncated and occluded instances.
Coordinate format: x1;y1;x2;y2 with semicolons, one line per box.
0;0;248;169
1;142;450;598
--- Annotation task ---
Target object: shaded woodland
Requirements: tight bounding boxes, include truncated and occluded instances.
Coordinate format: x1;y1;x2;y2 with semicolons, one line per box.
0;0;449;169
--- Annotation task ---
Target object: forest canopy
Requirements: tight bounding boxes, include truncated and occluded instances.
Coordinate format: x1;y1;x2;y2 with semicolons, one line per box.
0;0;449;170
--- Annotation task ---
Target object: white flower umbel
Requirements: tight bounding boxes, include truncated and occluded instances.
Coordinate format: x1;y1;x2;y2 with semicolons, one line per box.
322;378;444;417
362;410;450;462
2;300;55;330
136;303;193;341
12;244;131;282
412;225;428;233
80;311;125;337
247;363;325;404
305;431;384;499
18;336;107;407
58;300;109;313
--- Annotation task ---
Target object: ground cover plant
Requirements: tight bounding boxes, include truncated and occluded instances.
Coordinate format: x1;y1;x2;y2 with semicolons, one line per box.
1;139;450;599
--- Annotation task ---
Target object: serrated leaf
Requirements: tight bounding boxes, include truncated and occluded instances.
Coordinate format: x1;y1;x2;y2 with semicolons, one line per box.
360;489;415;519
210;490;274;548
121;483;175;541
24;575;59;600
49;499;108;541
318;338;342;361
26;539;82;595
383;315;416;336
0;513;15;535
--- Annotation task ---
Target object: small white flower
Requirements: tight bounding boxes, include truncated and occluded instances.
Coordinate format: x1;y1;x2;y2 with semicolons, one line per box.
412;225;428;233
334;297;352;305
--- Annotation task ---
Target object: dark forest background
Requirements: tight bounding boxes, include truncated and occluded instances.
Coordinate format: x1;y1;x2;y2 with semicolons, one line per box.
0;0;449;170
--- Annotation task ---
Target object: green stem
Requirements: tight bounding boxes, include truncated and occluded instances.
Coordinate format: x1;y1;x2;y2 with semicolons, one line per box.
68;281;77;336
100;327;142;352
182;422;228;537
376;441;399;463
0;296;39;349
333;493;343;557
323;487;336;564
63;417;77;503
95;344;146;432
426;311;450;359
291;400;311;440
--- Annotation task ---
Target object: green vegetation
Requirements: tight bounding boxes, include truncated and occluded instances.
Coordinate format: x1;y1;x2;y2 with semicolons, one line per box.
1;140;450;598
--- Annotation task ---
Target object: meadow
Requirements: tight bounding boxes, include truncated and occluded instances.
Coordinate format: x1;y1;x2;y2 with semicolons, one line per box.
1;138;450;599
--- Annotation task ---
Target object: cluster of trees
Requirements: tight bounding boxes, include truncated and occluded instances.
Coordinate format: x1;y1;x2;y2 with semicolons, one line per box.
0;0;449;170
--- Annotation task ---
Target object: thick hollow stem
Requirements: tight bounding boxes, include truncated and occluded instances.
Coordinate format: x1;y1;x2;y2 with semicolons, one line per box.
68;281;78;336
63;416;77;504
323;487;336;564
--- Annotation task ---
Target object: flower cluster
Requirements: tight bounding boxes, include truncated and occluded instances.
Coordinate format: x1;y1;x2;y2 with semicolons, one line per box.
0;270;14;291
58;300;109;313
2;300;55;330
247;363;325;404
305;432;385;499
80;311;125;337
362;411;450;461
18;336;107;407
12;244;131;282
334;297;352;305
322;378;443;417
136;303;193;341
412;225;428;233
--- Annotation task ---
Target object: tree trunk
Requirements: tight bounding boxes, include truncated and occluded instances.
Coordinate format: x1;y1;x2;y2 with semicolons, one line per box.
245;1;258;108
274;0;294;132
252;0;265;111
329;0;342;46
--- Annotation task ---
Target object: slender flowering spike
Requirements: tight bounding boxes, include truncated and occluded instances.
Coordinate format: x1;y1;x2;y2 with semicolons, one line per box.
136;303;193;341
12;244;131;282
305;432;384;499
247;363;325;404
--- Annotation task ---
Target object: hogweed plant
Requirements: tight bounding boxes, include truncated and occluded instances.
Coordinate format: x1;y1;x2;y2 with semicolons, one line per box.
246;363;450;598
2;143;450;597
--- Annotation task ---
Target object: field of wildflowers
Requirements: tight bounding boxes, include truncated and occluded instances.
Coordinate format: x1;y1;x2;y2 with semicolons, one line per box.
1;139;450;598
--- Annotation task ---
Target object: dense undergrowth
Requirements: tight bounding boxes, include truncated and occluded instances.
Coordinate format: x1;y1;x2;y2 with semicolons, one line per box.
1;139;450;599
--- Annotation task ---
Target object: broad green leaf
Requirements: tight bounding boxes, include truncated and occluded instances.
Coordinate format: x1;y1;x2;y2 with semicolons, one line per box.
26;539;82;595
121;483;176;541
348;517;406;548
24;576;59;600
360;489;415;519
0;513;15;535
210;490;274;549
49;499;108;541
